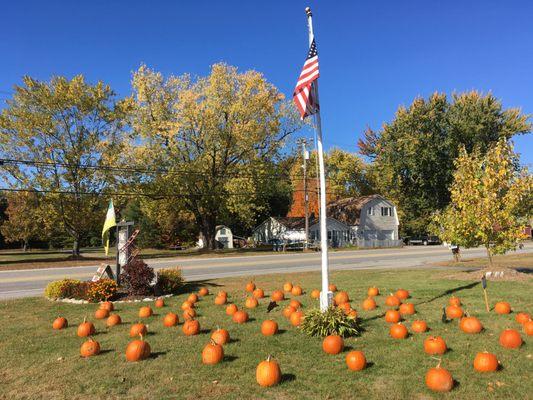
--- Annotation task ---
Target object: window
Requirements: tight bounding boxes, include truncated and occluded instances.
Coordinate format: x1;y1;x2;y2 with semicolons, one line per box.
219;228;226;234
381;207;393;217
367;207;374;216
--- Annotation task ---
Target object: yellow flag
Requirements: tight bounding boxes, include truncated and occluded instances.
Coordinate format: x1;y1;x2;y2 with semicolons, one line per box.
102;200;116;255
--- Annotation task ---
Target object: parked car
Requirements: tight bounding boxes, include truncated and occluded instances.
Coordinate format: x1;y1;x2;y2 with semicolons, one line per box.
404;235;441;246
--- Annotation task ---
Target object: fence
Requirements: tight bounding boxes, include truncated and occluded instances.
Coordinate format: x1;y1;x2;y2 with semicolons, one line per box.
354;239;403;248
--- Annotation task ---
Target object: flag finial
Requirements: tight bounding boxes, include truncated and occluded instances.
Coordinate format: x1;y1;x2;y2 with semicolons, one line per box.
305;7;312;17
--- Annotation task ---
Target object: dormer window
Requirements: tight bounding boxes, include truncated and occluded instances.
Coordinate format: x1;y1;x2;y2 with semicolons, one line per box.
381;207;393;216
367;207;374;216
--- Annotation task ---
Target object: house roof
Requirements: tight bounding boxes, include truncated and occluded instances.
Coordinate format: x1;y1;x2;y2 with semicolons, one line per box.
271;217;309;230
326;194;384;226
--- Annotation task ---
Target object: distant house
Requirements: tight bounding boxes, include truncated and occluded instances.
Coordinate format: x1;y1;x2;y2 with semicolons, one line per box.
197;225;234;249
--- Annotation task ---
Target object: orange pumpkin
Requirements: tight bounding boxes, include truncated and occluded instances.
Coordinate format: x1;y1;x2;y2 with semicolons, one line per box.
385;309;401;323
289;299;302;309
154;298;165;308
515;312;531;325
367;287;379;297
322;335;344;354
217;291;228;298
256;355;281;387
232;310;249;324
211;328;230;345
163;312;178;327
253;288;265;299
494;301;511;314
202;340;224;364
226;304;238;316
328;284;337;292
271;290;284;302
182;319;200;336
459;316;483;334
52;317;68;330
473;352;499;372
334;291;350;305
425;363;453;392
130;323;147;337
289;310;303;327
283;282;293;292
181;300;194;310
125;335;151;361
183;308;196;320
389;323;408;339
80;338;100;358
291;285;303;296
99;301;114;312
499;329;522;349
95;308;109;320
411;320;428;333
524;320;533;336
399;302;415;315
448;296;461;307
245;297;258;309
347;309;358;318
311;289;320;299
138;306;153;318
362;297;377;311
282;305;297;319
77;318;96;337
395;289;409;300
198;287;209;296
337;302;352;314
424;336;447;355
187;293;199;303
261;320;278;336
445;305;463;319
246;281;256;292
345;350;366;371
214;295;227;305
106;314;122;327
385;295;401;307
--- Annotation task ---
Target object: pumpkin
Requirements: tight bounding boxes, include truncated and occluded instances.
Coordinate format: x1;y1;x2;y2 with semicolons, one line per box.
445;305;463;319
424;336;447;355
163;312;178;327
261;320;278;336
334;291;350;305
271;290;284;302
347;309;358;318
473;352;499;372
515;312;531;325
385;295;401;307
99;301;114;312
345;350;366;371
411;320;428;333
77;318;96;337
499;329;522;349
322;335;344;354
106;314;122;327
362;297;377;311
253;288;265;299
183;308;196;320
389;323;408;339
256;355;281;387
80;338;100;358
181;300;194;310
154;298;165;308
290;310;304;327
246;281;256;292
494;301;511;314
283;282;293;292
214;295;227;305
202;339;224;364
138;306;153;318
459;316;483;334
226;304;238;316
125;335;151;361
211;328;230;345
282;305;297;319
328;284;337;292
198;287;209;296
425;363;454;392
385;309;401;323
52;317;68;330
245;297;258;309
395;289;409;300
217;291;228;298
399;303;415;315
130;323;147;337
367;287;379;297
289;299;302;309
95;308;109;319
311;289;320;299
232;310;249;324
182;319;200;336
338;302;352;314
291;285;303;296
187;293;199;303
524;320;533;336
448;296;461;307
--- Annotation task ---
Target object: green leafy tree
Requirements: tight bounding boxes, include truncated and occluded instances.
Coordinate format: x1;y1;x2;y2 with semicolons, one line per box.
0;192;42;251
433;139;532;268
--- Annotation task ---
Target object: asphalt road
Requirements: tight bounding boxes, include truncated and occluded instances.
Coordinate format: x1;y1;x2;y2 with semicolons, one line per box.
1;243;532;300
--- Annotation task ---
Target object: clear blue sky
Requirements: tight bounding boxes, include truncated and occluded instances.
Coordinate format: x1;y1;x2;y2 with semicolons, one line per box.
1;1;531;165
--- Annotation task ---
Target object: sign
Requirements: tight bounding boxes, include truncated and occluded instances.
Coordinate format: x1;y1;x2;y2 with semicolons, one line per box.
91;264;115;282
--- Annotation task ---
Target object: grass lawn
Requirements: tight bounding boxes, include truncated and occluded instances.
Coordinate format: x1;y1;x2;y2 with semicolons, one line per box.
0;268;531;399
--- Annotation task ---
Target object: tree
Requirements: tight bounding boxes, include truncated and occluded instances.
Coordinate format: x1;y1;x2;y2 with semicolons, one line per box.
432;139;532;269
359;92;530;236
0;192;42;250
0;76;128;256
129;64;301;249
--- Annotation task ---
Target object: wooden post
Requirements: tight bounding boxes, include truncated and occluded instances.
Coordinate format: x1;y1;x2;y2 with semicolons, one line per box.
482;274;490;312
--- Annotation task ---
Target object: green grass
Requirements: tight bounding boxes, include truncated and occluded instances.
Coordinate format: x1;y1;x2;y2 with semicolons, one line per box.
0;268;531;400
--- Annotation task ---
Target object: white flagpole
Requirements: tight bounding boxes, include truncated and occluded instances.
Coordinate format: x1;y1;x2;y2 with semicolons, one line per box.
305;7;331;311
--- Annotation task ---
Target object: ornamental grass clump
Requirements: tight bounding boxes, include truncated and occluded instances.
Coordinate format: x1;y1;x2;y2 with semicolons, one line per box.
157;267;184;294
300;306;360;338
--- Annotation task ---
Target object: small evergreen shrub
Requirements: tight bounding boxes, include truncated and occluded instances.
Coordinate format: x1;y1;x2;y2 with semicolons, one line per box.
300;306;361;338
121;259;155;296
158;267;184;294
86;279;118;302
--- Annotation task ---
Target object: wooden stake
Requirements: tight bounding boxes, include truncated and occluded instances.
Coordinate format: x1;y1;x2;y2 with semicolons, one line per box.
482;274;490;312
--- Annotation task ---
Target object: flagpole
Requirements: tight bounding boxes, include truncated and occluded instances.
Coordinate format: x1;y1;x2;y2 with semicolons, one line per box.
305;6;331;311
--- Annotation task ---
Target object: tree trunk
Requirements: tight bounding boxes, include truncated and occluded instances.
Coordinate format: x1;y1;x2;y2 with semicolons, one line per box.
486;245;493;268
199;214;218;251
23;241;28;252
72;239;81;258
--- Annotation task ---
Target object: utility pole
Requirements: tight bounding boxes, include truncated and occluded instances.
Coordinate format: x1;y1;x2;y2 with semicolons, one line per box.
297;138;311;249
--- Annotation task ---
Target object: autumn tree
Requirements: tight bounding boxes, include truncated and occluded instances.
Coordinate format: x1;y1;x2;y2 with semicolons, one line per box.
0;192;42;251
433;139;532;269
129;64;301;249
0;76;129;256
359;92;531;236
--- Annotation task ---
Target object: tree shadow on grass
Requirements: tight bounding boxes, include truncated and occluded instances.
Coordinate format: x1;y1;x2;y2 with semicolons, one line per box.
175;280;224;296
415;282;480;307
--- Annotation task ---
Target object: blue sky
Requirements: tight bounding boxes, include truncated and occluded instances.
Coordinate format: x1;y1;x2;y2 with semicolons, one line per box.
1;1;531;165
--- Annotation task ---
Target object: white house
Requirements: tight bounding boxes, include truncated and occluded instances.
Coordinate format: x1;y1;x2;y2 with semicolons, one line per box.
252;217;307;243
197;225;234;249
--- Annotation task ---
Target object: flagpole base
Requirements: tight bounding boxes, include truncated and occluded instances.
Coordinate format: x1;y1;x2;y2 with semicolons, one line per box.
320;291;333;312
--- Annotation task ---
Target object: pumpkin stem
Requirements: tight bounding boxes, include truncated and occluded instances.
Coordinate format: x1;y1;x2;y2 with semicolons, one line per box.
139;333;144;341
83;316;87;323
266;354;272;362
210;338;218;346
431;356;442;368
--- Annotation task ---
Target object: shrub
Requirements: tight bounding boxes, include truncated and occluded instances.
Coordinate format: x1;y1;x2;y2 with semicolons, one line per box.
44;279;83;299
44;278;117;302
158;267;184;294
121;259;155;296
86;279;118;302
300;307;361;338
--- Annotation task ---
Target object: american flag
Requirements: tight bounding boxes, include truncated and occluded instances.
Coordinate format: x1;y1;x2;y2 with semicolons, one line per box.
293;39;319;119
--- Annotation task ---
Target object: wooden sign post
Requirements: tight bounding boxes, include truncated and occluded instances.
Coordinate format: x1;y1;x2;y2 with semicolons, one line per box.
482;274;490;312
